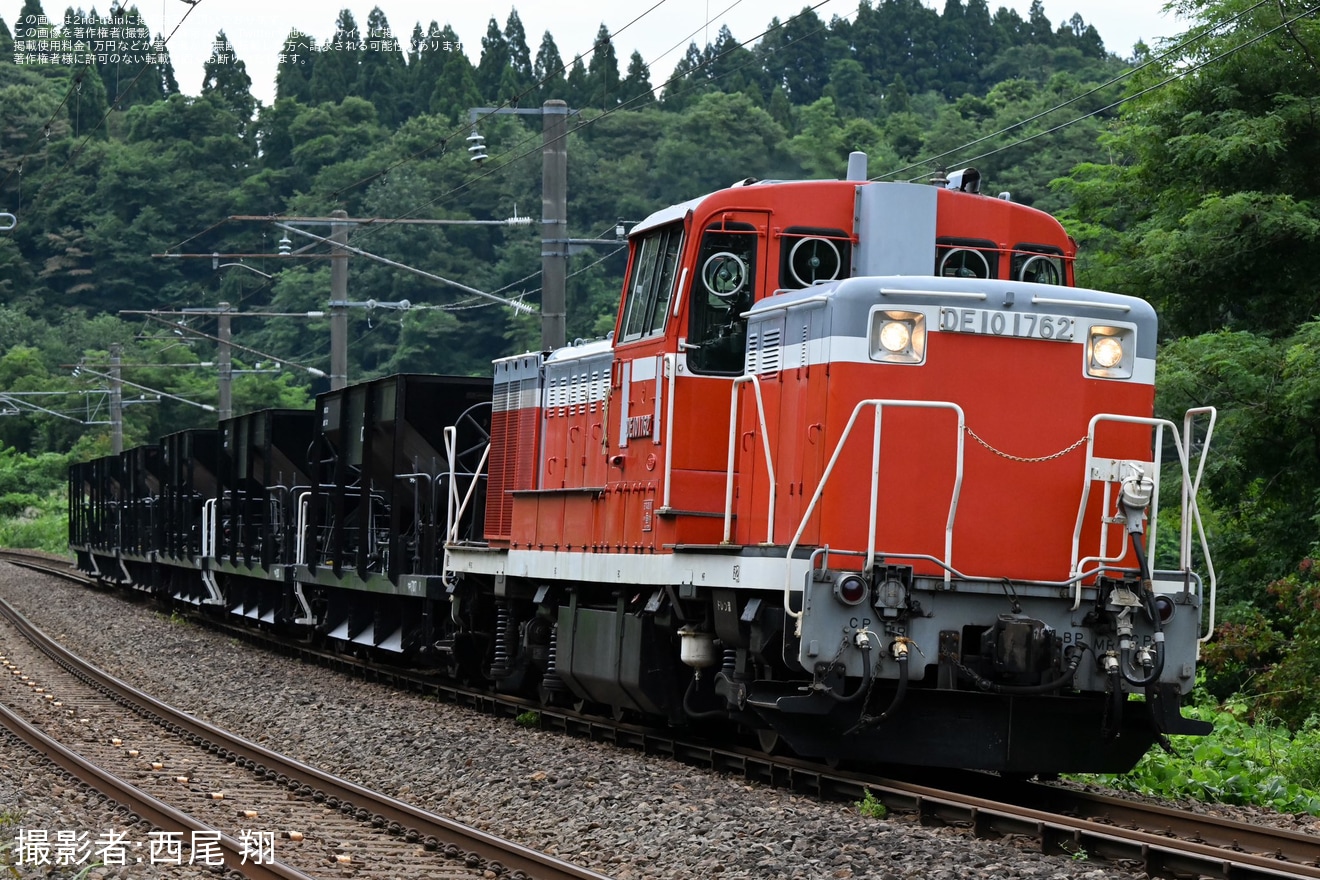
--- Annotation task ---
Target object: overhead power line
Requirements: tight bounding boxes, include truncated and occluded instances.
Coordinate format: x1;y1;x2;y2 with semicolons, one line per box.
908;2;1320;179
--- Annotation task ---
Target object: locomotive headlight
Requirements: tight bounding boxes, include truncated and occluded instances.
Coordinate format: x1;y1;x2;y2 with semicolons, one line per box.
1092;336;1123;368
869;310;926;364
878;321;911;353
1086;325;1134;379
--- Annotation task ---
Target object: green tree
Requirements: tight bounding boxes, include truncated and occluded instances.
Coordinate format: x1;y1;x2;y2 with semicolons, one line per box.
533;30;566;102
585;24;620;109
429;31;480;121
503;10;534;101
201;30;256;138
565;55;588;108
756;9;830;104
68;64;110;139
308;9;360;105
1056;0;1320;337
275;29;315;103
408;22;446;115
654;92;787;197
0;15;15;59
659;43;706;111
619;51;654;107
702;25;766;104
354;7;406;126
92;5;168;110
474;17;508;99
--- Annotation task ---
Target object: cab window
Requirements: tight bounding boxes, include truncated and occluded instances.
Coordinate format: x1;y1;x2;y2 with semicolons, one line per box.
687;223;757;375
620;224;683;341
1012;244;1066;285
935;237;998;279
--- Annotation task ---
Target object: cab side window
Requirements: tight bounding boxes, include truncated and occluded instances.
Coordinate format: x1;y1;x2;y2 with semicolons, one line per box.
620;224;683;342
687;224;757;375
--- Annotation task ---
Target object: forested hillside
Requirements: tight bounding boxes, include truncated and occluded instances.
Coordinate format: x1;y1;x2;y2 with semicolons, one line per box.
2;1;1320;727
0;0;1124;424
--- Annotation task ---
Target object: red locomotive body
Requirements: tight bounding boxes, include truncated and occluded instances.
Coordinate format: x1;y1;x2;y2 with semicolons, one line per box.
447;158;1215;772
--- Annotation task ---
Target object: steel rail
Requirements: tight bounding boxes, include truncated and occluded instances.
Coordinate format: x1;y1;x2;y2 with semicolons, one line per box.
193;598;1320;880
8;551;1319;878
0;591;612;880
0;697;315;880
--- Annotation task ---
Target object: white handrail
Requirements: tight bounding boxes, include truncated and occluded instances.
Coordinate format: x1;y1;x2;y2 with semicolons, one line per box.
293;490;311;566
443;424;492;543
723;375;777;544
662;354;677;509
1068;410;1217;636
201;498;217;560
782;399;965;633
1184;407;1219;643
198;497;223;605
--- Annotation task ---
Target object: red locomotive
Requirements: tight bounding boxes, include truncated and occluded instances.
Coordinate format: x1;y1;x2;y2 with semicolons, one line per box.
445;156;1217;772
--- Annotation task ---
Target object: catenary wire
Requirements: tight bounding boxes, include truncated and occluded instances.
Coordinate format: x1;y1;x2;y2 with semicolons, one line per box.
906;3;1320;179
347;0;834;252
873;0;1275;181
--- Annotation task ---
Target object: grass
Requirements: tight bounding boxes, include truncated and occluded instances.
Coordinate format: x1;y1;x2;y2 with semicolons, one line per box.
0;808;24;879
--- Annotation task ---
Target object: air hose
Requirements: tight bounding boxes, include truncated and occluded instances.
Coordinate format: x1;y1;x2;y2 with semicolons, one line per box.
955;643;1087;695
822;635;873;704
1119;531;1165;687
845;651;909;734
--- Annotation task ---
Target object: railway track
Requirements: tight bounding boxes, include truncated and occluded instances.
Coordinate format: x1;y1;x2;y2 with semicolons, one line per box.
0;560;612;880
5;551;1320;878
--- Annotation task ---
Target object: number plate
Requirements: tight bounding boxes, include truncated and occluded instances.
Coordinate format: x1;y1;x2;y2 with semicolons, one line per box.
938;307;1076;341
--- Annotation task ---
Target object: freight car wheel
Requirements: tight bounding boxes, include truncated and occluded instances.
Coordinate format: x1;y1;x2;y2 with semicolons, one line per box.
756;728;787;756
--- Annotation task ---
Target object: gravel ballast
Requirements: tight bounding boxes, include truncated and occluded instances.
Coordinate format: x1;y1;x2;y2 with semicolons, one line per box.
0;560;1302;879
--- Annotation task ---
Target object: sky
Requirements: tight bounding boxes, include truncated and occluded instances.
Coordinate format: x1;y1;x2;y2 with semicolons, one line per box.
2;0;1185;107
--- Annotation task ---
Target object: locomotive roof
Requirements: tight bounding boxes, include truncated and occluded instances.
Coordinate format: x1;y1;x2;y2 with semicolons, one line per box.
630;176;1062;239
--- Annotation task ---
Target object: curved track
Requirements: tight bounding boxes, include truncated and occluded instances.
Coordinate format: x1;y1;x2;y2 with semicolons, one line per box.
0;558;611;880
6;551;1319;879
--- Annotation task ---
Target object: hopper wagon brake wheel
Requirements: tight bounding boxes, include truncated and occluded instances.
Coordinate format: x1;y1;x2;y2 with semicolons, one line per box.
450;402;492;477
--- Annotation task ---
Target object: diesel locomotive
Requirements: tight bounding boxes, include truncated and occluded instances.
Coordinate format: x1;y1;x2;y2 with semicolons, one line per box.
70;155;1217;773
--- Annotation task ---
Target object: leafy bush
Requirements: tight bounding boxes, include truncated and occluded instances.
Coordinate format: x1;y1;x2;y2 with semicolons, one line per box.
1202;559;1320;727
1081;700;1320;815
0;490;67;553
0;492;41;518
0;449;69;498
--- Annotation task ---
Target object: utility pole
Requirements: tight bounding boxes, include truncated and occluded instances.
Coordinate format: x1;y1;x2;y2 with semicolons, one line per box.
469;100;574;351
109;343;123;454
217;301;232;421
329;209;349;391
541;100;569;351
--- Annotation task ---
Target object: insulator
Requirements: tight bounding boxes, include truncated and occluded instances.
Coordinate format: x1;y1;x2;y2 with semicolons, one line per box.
542;622;567;692
722;648;736;671
491;603;512;678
